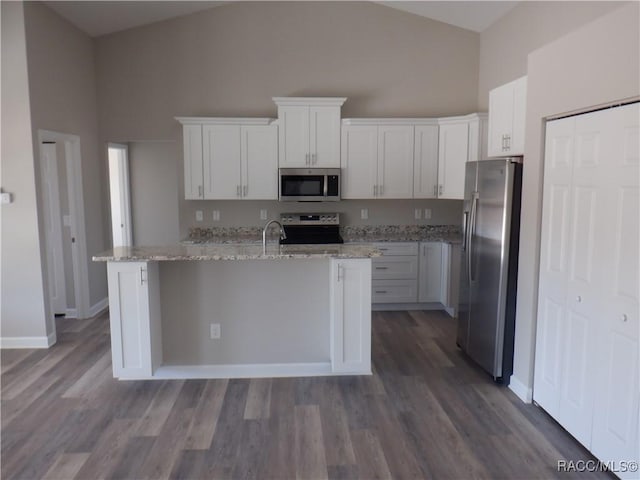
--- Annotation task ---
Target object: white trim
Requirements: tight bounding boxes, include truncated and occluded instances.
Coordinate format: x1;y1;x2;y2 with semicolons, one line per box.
147;362;336;380
342;118;439;126
1;331;56;349
88;297;109;318
272;97;346;107
65;308;78;318
509;375;533;403
175;117;275;126
438;112;487;125
444;306;457;317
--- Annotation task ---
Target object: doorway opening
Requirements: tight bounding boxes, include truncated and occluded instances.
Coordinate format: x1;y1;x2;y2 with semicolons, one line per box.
107;143;132;248
38;130;90;339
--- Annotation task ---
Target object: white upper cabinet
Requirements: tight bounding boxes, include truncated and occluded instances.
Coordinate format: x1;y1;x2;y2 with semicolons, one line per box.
273;97;346;168
488;75;527;157
413;125;439;198
176;117;277;200
341;121;414;199
437;120;468;200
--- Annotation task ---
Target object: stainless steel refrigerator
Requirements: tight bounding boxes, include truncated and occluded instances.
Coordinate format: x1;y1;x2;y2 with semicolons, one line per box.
457;158;522;384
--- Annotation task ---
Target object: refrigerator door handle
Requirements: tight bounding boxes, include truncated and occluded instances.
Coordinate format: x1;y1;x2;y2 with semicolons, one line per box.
462;211;469;252
468;192;478;283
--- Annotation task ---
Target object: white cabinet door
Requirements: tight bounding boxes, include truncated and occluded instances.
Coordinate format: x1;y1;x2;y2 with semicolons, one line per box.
590;103;639;477
278;105;309;167
442;243;461;316
107;261;162;379
488;76;526;157
330;259;372;374
468;115;488;162
438;122;469;200
242;125;278;200
418;242;443;303
413;125;439;198
377;125;414;198
341;125;378;199
372;256;418;280
183;124;204;199
203;125;241;199
310;106;341;167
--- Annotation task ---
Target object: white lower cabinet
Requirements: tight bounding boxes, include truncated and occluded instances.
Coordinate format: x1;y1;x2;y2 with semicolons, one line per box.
330;259;372;374
371;243;418;304
418;242;443;303
534;103;639;478
107;261;162;379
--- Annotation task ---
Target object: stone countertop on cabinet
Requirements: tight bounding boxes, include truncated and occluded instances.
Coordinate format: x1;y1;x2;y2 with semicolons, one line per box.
93;243;381;262
342;233;462;244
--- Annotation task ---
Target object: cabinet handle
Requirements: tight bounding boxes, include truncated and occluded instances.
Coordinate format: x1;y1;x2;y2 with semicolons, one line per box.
378;247;388;251
305;153;310;165
506;135;511;150
237;185;241;197
198;185;203;197
140;266;146;285
311;153;316;164
337;263;343;282
439;185;443;195
379;185;384;196
243;185;248;196
375;266;388;270
576;295;582;303
375;290;387;294
434;185;437;197
373;185;378;196
621;314;628;322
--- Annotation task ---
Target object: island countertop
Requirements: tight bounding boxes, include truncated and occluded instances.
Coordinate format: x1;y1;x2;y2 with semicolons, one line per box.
93;243;381;262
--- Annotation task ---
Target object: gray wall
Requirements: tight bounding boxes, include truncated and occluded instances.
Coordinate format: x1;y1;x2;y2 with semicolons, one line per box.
477;1;625;110
23;1;108;308
129;141;181;246
511;2;639;396
95;1;481;237
0;1;49;340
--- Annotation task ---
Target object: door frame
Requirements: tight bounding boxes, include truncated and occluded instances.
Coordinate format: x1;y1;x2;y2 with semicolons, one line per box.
38;129;90;321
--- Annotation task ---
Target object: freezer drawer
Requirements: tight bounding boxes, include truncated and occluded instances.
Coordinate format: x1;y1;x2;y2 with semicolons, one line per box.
372;279;418;303
372;256;418;280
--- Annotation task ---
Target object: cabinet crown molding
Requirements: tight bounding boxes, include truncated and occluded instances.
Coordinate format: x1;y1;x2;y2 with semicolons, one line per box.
342;118;439;126
175;117;276;125
272;97;347;107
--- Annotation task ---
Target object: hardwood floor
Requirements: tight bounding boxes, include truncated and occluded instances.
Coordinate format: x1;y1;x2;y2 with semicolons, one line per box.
1;310;609;480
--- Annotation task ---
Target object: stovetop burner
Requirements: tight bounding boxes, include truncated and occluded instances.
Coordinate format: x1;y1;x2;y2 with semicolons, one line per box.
279;213;343;244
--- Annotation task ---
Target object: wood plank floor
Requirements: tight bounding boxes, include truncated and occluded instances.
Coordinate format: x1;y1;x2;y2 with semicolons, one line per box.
1;310;610;480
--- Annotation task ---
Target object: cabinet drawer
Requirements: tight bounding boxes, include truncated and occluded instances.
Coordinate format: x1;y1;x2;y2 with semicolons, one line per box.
374;242;419;256
372;256;418;280
372;280;418;303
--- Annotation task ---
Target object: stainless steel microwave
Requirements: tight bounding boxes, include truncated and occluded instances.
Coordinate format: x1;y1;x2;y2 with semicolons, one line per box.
279;168;340;202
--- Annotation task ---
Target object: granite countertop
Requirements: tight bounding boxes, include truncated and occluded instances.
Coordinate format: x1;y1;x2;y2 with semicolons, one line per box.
185;225;462;245
93;244;381;262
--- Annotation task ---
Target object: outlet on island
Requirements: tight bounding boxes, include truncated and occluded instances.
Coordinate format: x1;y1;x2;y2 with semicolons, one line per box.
209;323;221;339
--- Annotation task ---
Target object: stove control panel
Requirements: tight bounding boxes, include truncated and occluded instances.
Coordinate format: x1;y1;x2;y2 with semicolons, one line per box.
280;213;340;225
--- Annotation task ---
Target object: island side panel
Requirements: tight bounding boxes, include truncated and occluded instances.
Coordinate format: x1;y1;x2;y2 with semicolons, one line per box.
159;259;331;366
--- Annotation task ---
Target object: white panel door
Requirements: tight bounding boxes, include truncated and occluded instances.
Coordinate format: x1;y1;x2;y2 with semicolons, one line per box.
413;125;439;198
377;125;414;198
591;103;640;476
310;106;340;167
330;259;372;374
438;122;469;199
183;124;204;199
278;105;309;167
341;125;378;199
241;125;278;200
203;125;241;199
418;242;443;303
534;115;575;418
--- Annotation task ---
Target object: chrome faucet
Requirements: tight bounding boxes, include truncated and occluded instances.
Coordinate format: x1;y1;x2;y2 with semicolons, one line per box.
262;220;286;253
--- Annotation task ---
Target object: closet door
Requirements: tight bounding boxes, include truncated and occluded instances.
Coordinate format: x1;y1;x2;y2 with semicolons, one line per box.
534;116;575;419
590;103;639;476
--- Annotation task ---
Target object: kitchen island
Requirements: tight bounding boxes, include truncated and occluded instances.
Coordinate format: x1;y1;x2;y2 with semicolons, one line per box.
93;244;379;380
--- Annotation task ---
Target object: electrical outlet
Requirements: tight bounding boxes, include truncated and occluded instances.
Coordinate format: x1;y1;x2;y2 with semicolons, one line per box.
210;323;221;339
212;210;220;221
195;210;203;222
361;208;368;220
424;208;432;220
414;208;422;220
260;209;268;220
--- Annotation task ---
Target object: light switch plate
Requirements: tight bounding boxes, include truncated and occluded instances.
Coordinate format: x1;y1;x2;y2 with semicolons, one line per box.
0;192;12;204
212;210;220;221
195;210;203;222
424;208;432;220
361;209;368;220
260;209;268;220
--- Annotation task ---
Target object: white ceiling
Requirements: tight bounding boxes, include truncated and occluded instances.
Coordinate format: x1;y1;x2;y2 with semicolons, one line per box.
45;1;518;38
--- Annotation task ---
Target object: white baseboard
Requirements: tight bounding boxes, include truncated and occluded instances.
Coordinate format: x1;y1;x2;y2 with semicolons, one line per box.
88;297;108;318
65;308;78;319
1;331;57;349
372;302;444;312
509;375;533;403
